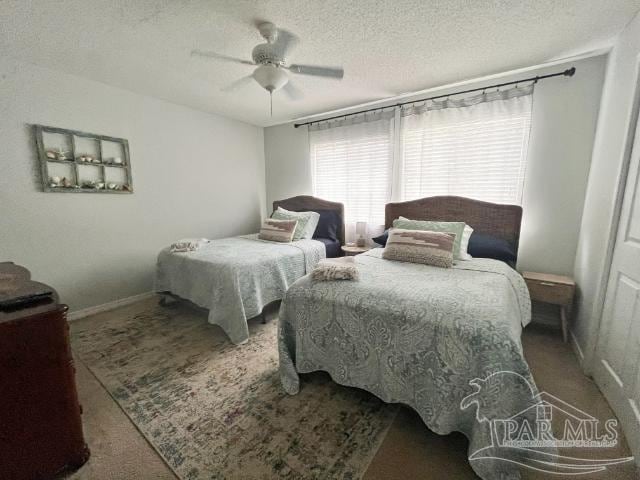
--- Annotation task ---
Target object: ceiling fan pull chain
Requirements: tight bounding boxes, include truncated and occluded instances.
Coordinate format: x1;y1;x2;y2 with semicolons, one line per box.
270;90;273;117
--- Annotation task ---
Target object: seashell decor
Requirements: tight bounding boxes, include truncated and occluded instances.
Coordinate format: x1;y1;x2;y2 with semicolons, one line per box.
49;176;77;189
77;180;130;191
102;156;124;165
77;155;99;163
81;180;99;189
36;125;132;194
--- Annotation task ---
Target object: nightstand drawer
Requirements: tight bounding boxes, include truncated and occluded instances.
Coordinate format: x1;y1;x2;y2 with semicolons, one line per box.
525;279;574;305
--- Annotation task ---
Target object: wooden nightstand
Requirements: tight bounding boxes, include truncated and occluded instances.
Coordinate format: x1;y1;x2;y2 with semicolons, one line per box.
522;271;576;343
341;245;371;256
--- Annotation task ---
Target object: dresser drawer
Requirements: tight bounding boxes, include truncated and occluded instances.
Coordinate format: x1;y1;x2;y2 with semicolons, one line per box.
525;279;574;305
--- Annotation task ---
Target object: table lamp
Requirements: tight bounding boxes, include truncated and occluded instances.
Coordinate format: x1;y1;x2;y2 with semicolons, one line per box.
356;221;367;247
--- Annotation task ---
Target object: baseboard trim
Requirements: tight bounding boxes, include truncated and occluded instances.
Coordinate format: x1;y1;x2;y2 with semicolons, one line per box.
68;291;156;321
569;329;585;366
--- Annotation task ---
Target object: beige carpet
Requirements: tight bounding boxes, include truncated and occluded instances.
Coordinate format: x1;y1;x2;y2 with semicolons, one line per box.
68;297;638;480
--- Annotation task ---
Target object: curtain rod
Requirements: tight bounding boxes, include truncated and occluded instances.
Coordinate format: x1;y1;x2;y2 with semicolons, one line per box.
293;67;576;128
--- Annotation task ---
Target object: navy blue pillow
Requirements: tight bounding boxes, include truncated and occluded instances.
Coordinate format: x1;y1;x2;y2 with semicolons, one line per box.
372;229;389;246
468;232;517;264
312;210;340;241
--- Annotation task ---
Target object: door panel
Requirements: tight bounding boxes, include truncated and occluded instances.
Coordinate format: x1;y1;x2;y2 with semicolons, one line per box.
623;292;640;387
604;275;639;375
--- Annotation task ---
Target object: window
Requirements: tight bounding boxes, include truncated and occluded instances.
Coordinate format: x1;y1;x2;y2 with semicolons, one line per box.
400;91;532;204
310;115;394;226
309;87;533;229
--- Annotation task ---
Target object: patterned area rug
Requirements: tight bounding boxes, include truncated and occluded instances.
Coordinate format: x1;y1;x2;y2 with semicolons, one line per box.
71;298;398;480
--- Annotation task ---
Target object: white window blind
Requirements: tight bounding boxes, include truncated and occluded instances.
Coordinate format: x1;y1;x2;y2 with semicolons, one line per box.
310;114;394;226
400;87;533;204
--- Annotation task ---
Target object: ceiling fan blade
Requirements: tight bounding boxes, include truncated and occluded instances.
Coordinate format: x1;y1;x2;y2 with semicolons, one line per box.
191;49;255;66
221;75;255;93
287;64;344;79
272;28;299;58
282;81;303;100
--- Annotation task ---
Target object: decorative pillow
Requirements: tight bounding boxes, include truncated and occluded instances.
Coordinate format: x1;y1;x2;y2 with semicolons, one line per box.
313;209;340;241
312;257;359;281
392;217;466;260
372;229;389;246
272;207;320;240
258;219;298;243
383;228;456;268
468;232;517;264
375;224;473;259
459;225;474;261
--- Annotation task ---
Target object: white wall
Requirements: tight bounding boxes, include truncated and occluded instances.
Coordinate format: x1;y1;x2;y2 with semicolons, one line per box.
572;11;640;370
0;59;265;312
264;123;313;208
265;56;607;276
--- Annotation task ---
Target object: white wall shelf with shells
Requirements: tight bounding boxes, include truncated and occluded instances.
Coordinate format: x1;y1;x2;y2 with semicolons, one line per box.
34;124;133;194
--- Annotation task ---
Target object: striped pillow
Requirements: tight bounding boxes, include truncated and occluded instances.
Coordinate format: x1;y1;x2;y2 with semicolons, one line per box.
382;228;456;268
258;219;298;243
393;217;467;260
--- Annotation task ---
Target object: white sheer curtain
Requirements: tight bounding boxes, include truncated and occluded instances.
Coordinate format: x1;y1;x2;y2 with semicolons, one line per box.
310;112;394;243
400;85;533;204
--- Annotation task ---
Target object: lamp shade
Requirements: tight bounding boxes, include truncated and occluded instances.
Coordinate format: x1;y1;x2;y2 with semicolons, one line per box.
253;64;288;92
355;222;367;247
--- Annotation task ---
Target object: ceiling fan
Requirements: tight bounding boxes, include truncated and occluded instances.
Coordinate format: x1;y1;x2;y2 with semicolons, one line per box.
192;22;344;115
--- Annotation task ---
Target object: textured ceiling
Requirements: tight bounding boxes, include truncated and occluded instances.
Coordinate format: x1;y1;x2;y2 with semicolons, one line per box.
2;0;639;127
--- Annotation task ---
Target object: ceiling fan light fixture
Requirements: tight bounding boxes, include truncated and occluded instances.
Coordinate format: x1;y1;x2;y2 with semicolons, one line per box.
253;64;288;92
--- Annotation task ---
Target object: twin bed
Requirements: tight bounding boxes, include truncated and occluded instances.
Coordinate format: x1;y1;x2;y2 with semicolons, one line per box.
155;195;344;344
156;195;543;479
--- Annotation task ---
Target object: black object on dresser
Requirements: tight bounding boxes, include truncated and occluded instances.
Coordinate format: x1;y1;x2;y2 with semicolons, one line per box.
0;262;89;480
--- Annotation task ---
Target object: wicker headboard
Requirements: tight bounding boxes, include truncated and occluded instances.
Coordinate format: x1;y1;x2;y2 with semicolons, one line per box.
273;195;345;246
385;196;523;258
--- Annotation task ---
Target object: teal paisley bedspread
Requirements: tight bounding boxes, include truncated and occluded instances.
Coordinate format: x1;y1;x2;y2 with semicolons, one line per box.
155;234;325;344
279;249;546;479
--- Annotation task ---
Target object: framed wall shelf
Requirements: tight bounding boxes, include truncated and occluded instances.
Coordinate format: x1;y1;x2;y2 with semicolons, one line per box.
34;125;133;194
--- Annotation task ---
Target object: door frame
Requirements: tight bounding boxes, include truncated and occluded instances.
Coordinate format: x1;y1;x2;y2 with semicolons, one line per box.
583;53;640;373
591;53;640;464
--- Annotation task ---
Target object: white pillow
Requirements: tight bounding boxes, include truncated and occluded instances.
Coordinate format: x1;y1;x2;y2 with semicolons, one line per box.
459;225;473;261
273;207;320;240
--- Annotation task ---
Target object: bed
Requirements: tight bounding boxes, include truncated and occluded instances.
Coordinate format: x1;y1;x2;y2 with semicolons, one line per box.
273;195;345;256
155;195;344;345
279;196;547;480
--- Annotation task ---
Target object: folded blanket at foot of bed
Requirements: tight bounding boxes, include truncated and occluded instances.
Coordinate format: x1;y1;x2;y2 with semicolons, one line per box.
169;238;209;253
312;257;359;281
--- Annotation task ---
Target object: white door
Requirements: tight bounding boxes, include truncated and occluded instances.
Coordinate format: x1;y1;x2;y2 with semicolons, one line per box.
593;87;640;463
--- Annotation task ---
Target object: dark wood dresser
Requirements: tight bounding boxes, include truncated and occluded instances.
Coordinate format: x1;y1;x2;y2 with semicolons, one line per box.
0;262;89;480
